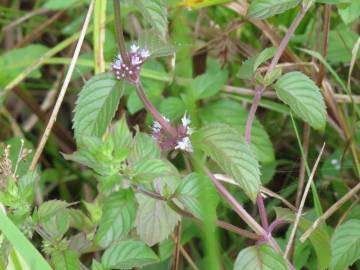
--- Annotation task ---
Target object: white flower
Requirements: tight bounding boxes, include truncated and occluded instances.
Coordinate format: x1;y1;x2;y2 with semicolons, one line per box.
181;113;191;127
140;49;150;58
152;121;162;133
152;116;170;133
186;127;194;136
131;43;139;53
131;55;142;65
175;136;193;152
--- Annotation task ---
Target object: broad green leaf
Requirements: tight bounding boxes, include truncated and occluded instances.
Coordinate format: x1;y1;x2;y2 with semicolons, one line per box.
52;250;80;270
200;99;275;163
316;0;351;4
338;1;360;24
91;259;105;270
253;47;276;72
174;173;218;218
274;71;327;130
194;123;261;202
35;200;70;223
102;240;159;269
42;208;70;239
43;0;86;10
0;210;52;270
275;207;331;270
128;133;161;165
132;159;179;183
138;30;176;58
0;45;48;88
247;0;301;19
190;68;228;100
135;194;180;246
95;190;137;248
159;97;186;121
330;219;360;270
111;118;132;149
18;170;38;204
68;209;93;231
133;0;168;38
234;244;288;270
73;73;123;141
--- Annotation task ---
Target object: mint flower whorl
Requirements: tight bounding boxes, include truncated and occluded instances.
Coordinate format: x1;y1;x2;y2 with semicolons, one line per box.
152;114;193;153
110;43;150;83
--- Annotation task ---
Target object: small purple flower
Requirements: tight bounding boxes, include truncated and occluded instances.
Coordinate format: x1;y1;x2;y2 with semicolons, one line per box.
110;43;150;83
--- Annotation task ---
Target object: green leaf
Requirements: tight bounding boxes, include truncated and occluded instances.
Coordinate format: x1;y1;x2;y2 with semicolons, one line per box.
73;72;124;141
101;240;159;269
338;1;360;24
18;170;38;204
194;123;261;201
174;173;218;218
180;0;232;9
111;118;132;149
274;71;327;130
128;133;161;165
330;219;360;270
138;30;176;58
135;194;180;246
190;68;228;100
91;259;105;270
35;200;70;223
200;99;275;163
247;0;301;19
95;190;137;248
133;0;168;38
0;210;52;270
132;159;178;183
52;250;81;270
42;208;70;239
275;207;331;270
234;244;288;270
43;0;86;10
253;47;276;72
159;97;186;121
0;45;48;88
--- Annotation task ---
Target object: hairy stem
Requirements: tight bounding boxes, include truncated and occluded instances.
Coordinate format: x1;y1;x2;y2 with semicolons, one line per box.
113;0;129;65
135;81;178;138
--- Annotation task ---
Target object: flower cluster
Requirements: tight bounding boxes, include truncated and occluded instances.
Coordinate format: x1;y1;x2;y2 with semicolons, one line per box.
152;114;193;153
110;43;150;83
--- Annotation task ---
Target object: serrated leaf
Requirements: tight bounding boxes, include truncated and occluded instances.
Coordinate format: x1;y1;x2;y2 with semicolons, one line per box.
133;0;168;38
194;123;261;201
275;207;331;270
102;240;159;269
138;30;176;58
247;0;301;19
132;159;179;183
174;173;218;218
35;200;70;223
200;99;275;163
52;250;80;270
234;244;288;270
95;190;137;248
128;133;161;165
73;73;123;141
330;219;360;270
135;194;180;246
42;209;70;239
111;118;132;149
274;71;327;130
190;68;228;100
159;97;186;121
253;47;276;72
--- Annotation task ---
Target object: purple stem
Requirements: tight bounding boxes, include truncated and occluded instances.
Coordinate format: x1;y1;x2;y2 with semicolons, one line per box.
244;5;307;242
256;193;269;231
204;168;266;236
268;219;289;234
135;81;178;138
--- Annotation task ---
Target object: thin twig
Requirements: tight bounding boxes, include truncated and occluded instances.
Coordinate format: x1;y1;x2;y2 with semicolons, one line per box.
301;180;360;242
30;0;95;171
285;143;326;258
295;124;310;208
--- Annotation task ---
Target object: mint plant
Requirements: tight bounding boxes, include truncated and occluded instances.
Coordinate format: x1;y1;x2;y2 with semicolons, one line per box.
0;0;360;269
